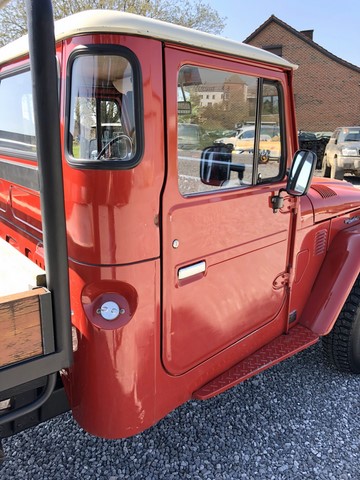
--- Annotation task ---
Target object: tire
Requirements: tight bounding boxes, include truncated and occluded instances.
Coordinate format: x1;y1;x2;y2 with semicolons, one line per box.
259;150;270;164
321;156;331;177
322;276;360;373
330;157;344;180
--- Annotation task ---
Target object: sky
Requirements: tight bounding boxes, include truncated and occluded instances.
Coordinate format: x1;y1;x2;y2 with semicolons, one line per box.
206;0;360;67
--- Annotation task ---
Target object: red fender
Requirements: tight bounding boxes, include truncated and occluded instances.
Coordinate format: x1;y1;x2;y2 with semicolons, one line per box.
300;224;360;336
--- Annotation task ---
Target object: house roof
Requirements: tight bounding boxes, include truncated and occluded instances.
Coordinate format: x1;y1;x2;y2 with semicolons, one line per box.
0;10;297;70
244;15;360;73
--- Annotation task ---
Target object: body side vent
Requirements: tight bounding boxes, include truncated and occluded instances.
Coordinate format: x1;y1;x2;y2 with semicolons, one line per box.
311;184;337;198
314;229;328;256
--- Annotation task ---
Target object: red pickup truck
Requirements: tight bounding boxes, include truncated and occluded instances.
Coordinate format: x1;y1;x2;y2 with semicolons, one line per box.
0;7;360;444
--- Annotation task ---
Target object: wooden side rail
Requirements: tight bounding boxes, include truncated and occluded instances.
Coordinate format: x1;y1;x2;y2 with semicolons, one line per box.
0;238;49;369
0;288;48;368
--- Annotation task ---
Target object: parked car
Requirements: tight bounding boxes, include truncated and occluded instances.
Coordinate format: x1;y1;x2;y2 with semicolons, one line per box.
215;125;279;146
232;125;281;162
298;131;329;169
298;131;317;142
322;127;360;179
315;131;333;140
215;125;281;163
178;123;201;149
214;129;242;145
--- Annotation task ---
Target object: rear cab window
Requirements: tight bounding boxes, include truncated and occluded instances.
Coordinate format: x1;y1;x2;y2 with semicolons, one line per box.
0;69;36;158
67;46;143;169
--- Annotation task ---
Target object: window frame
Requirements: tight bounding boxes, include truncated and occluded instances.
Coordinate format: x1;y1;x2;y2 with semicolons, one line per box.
176;64;287;197
66;45;144;170
255;78;287;185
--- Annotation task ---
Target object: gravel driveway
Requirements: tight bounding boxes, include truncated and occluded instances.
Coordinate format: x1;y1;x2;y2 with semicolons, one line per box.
1;342;360;479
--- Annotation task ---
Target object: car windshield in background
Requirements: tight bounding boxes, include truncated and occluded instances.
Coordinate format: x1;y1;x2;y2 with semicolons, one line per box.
178;123;201;149
342;128;360;142
298;131;317;141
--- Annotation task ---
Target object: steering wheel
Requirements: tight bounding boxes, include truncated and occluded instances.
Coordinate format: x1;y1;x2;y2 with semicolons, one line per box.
97;134;133;160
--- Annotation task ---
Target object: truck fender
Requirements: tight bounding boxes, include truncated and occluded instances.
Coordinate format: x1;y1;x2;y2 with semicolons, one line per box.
300;224;360;336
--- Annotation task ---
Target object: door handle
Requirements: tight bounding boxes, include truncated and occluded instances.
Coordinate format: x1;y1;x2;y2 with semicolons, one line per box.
178;261;206;280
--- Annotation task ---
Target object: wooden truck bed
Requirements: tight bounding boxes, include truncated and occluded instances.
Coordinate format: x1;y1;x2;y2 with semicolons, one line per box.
0;239;47;368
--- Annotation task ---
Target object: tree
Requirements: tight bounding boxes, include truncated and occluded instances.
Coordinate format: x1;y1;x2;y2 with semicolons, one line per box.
0;0;226;47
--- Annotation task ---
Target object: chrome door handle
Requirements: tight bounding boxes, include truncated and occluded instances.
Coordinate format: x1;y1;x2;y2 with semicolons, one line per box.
178;261;206;280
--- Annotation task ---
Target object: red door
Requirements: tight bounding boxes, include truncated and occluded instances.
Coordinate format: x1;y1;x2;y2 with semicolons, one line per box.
161;46;293;375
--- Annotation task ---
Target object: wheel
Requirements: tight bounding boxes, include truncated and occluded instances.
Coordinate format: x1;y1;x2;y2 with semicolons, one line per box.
322;276;360;373
330;157;344;180
321;155;331;177
97;134;133;160
258;150;270;164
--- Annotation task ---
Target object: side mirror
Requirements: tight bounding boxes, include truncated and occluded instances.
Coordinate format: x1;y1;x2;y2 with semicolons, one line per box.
178;101;192;115
286;149;317;196
200;144;232;186
271;149;317;213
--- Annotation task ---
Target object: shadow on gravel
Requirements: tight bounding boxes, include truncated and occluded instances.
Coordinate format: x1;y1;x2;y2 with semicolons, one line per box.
1;342;360;480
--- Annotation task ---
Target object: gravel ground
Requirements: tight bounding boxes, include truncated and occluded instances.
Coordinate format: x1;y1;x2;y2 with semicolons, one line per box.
1;341;360;479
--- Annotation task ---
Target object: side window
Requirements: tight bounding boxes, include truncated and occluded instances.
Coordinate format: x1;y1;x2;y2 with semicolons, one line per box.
68;50;142;168
177;65;284;196
0;69;36;156
258;82;282;180
332;129;340;143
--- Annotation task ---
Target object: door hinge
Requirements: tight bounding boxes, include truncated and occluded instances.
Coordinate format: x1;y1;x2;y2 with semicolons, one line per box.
270;194;297;214
280;196;297;213
273;272;290;290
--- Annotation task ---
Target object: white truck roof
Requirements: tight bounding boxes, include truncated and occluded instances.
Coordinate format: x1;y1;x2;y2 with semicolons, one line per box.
0;10;297;70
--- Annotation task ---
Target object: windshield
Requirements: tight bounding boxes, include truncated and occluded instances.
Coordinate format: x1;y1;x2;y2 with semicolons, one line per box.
343;128;360;142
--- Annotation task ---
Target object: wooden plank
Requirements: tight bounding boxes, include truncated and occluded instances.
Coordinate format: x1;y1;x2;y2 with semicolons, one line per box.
0;288;46;368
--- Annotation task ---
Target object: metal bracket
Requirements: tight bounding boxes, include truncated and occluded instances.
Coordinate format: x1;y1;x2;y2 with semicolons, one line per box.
271;194;284;213
273;272;290;290
279;196;297;213
0;373;56;426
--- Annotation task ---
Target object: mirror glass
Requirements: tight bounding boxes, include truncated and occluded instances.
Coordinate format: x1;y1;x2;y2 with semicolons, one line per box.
178;101;192;115
200;144;232;186
287;150;316;196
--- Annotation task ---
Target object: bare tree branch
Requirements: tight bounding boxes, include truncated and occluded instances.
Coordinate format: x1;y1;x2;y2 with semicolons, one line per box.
0;0;226;46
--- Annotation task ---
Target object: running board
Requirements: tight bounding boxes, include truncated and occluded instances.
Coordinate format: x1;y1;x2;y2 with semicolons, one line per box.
193;325;319;400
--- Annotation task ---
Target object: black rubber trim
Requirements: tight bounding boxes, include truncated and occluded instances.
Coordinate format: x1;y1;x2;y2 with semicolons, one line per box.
257;79;287;184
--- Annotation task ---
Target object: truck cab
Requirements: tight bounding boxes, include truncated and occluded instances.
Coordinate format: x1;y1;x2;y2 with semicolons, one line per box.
1;10;360;442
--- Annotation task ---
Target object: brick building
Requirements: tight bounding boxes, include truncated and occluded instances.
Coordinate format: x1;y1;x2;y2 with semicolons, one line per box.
244;15;360;132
